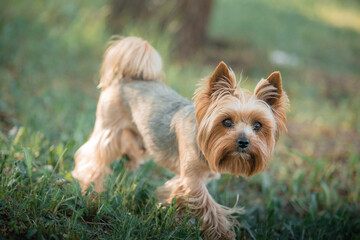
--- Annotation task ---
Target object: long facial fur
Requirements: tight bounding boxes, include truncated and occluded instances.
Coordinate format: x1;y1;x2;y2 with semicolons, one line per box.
194;62;289;177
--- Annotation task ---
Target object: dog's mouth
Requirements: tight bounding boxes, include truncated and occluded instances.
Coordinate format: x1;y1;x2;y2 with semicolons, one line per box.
219;151;250;165
231;151;252;160
218;151;259;176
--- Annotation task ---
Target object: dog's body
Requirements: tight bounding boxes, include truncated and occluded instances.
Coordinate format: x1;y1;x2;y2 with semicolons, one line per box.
73;36;289;239
122;79;195;174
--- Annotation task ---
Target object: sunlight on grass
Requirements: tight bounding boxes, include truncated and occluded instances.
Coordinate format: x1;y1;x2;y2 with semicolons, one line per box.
251;0;360;33
1;0;360;238
316;3;360;33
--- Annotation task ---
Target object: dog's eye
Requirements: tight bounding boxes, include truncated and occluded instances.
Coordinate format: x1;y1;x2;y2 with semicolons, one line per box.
253;121;262;132
222;118;233;128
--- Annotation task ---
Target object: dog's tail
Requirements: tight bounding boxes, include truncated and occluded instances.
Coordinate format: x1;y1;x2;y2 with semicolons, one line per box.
98;36;163;88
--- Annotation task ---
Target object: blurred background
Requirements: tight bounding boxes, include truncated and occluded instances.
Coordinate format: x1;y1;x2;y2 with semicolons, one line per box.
1;0;359;238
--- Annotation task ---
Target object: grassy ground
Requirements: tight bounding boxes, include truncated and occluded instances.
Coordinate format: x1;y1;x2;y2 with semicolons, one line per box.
1;0;360;239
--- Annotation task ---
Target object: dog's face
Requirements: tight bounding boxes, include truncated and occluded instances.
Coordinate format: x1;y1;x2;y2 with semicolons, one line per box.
194;62;289;177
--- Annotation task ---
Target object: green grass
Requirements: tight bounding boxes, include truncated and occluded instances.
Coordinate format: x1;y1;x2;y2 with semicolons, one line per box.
1;0;360;239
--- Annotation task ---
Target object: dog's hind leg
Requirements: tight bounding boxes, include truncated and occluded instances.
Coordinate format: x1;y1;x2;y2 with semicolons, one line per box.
120;129;147;171
73;126;122;192
72;83;128;193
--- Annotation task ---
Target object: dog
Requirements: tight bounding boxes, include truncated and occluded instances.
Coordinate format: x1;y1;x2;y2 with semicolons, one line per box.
72;36;289;239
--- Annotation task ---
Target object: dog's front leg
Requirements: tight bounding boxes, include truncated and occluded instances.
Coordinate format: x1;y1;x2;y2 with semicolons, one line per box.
157;175;239;239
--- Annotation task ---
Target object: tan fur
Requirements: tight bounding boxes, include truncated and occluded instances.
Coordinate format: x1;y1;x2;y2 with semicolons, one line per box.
99;36;163;88
73;37;289;239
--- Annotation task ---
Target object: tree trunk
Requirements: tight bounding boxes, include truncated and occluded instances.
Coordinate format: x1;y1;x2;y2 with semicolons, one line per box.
108;0;213;57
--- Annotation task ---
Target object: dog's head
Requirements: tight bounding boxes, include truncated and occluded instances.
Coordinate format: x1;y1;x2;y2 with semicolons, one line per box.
194;62;289;177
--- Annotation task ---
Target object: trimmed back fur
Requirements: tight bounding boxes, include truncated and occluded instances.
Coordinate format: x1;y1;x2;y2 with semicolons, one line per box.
99;36;163;88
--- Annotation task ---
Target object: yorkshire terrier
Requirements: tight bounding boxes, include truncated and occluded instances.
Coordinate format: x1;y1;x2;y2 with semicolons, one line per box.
72;36;289;239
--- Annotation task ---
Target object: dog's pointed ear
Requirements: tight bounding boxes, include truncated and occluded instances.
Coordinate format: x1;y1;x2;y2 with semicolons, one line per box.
208;61;236;98
194;61;237;125
267;71;283;93
255;71;289;135
255;71;283;107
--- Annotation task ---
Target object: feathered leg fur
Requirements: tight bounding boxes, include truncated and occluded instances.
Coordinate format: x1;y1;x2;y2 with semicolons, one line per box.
72;81;146;192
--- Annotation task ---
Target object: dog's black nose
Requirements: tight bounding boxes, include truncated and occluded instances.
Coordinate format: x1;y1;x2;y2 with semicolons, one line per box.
237;138;250;149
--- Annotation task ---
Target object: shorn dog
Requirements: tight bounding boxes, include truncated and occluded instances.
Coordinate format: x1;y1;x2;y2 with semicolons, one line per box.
73;36;289;239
